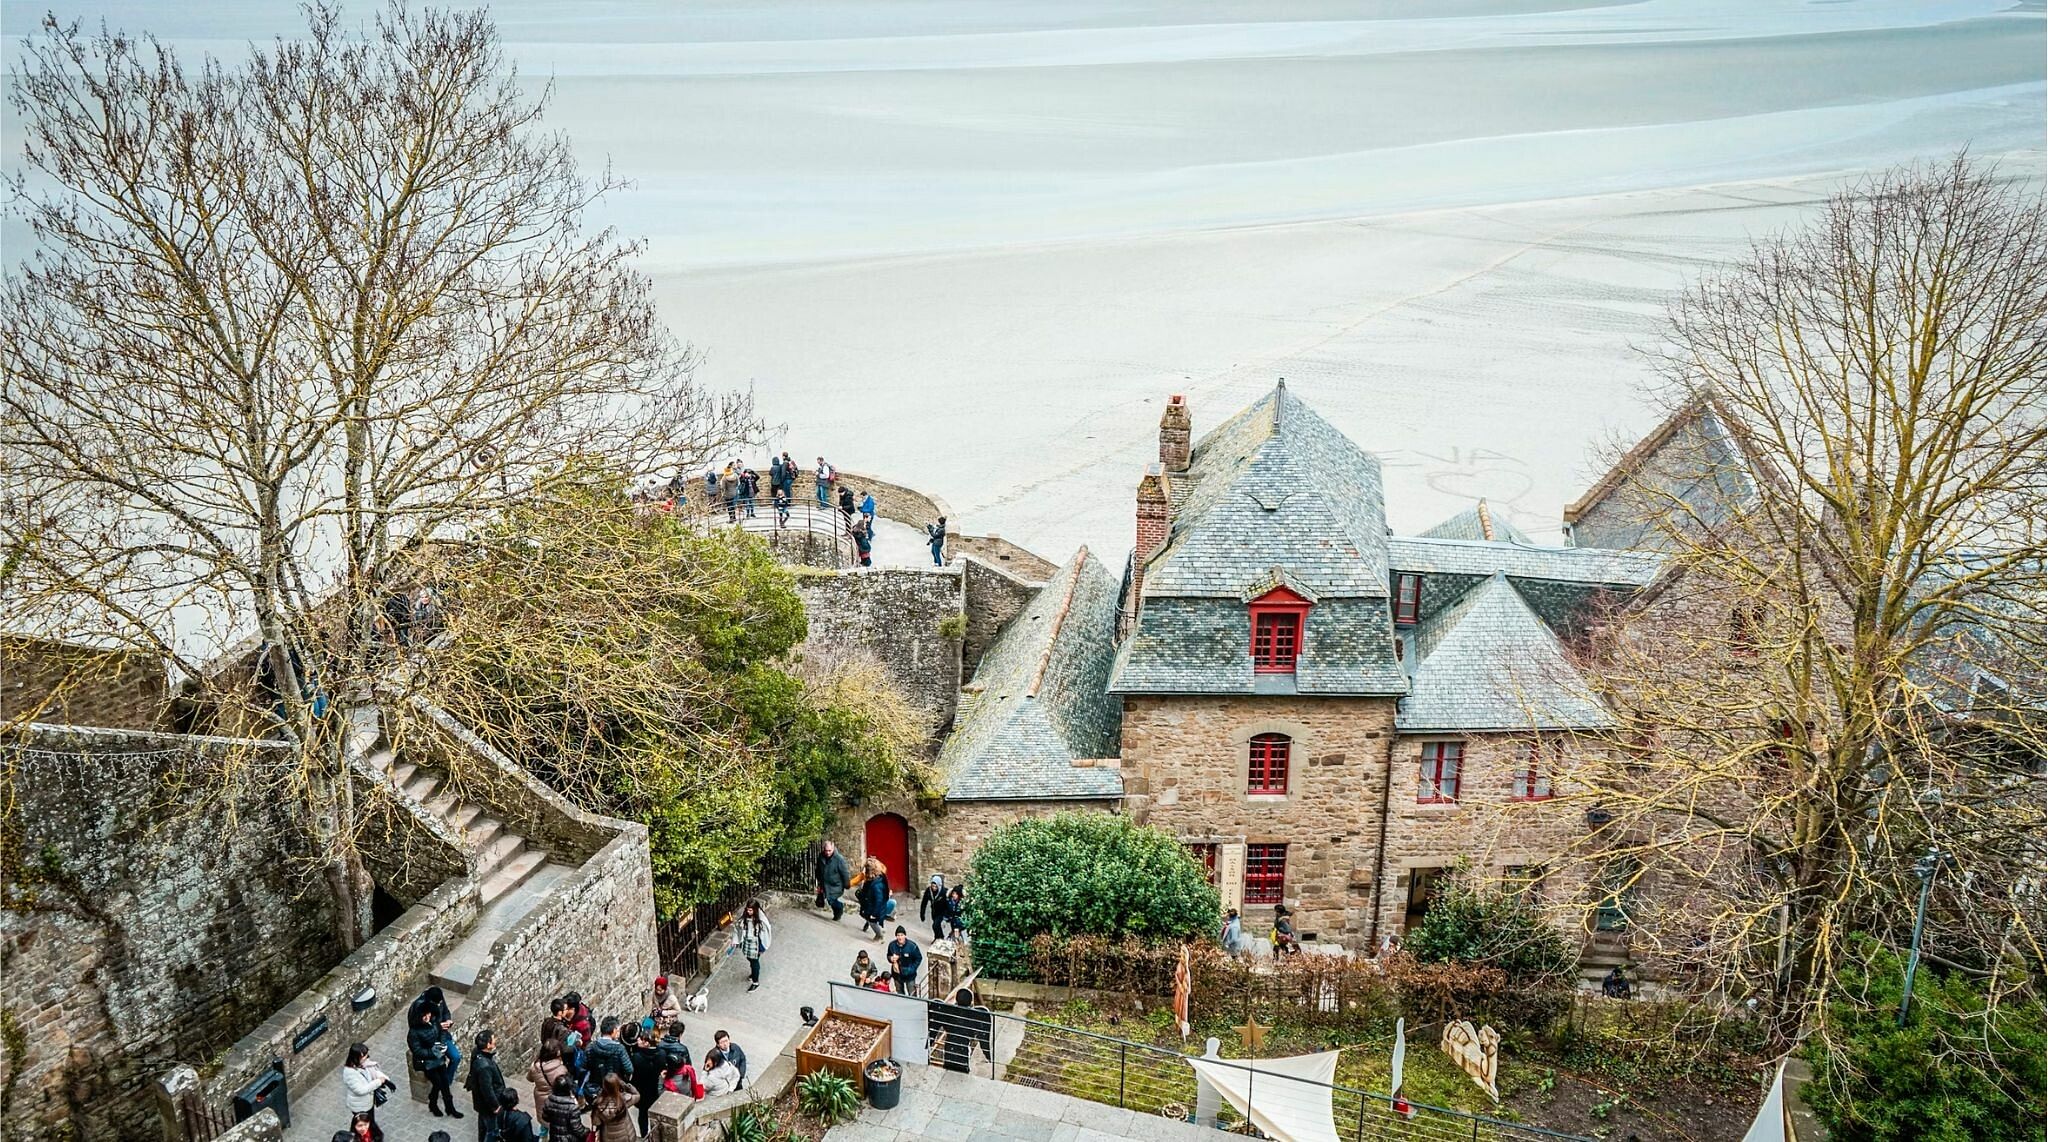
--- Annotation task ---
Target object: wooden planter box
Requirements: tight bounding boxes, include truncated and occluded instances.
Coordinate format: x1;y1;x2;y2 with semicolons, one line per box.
794;1009;893;1086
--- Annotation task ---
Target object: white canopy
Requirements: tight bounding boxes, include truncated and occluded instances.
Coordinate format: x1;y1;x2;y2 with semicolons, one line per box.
1742;1060;1790;1142
1187;1050;1343;1142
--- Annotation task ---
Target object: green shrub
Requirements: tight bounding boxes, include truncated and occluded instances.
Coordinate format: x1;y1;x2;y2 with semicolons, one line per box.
719;1105;773;1142
796;1070;861;1124
965;812;1220;980
1405;882;1575;985
1802;937;2045;1142
936;612;968;640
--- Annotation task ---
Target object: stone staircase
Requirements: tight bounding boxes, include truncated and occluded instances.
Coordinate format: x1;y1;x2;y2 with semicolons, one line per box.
365;746;575;995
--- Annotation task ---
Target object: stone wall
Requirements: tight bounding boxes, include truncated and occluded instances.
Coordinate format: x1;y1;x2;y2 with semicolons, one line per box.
0;725;343;1141
959;558;1042;678
465;828;659;1085
794;568;965;740
353;756;473;907
196;875;483;1117
392;699;612;861
1119;695;1400;948
1375;731;1600;941
950;535;1060;582
0;635;171;731
825;793;1118;897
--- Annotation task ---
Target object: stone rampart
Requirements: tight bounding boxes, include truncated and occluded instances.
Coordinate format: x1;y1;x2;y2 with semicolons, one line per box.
0;635;172;730
959;557;1042;678
794;567;965;739
0;724;341;1140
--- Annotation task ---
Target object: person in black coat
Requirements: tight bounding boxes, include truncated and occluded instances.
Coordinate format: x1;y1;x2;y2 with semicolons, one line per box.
918;875;951;942
463;1031;510;1142
627;1026;665;1135
815;841;851;922
856;860;892;940
885;927;923;994
495;1091;540;1142
407;1007;462;1118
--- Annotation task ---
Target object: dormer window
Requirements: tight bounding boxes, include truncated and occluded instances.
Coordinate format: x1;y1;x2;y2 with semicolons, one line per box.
1249;586;1312;672
1394;574;1423;625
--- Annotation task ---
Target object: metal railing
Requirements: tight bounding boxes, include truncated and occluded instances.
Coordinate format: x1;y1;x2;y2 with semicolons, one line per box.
650;490;858;566
830;985;1596;1142
656;880;760;979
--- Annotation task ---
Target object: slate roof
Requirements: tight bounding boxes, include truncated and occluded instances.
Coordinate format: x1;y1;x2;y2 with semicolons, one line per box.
1419;500;1532;545
941;549;1125;801
1144;384;1390;599
1399;572;1613;732
1387;536;1663;586
1108;596;1410;696
1565;401;1759;551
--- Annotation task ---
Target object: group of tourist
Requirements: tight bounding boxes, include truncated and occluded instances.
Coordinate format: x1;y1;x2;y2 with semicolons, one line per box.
638;454;948;568
1217;905;1307;959
812;839;970;999
339;981;749;1142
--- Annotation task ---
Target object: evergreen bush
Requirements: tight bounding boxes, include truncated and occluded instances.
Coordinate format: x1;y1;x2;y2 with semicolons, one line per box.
965;813;1219;979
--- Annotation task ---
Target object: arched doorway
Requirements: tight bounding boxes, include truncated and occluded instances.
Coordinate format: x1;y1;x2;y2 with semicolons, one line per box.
864;812;911;894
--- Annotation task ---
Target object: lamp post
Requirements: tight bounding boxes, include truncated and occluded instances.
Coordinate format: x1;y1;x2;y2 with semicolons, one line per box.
1897;847;1946;1028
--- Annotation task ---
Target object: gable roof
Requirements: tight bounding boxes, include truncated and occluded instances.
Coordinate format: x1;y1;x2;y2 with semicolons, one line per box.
1399;572;1611;732
1143;383;1390;599
1565;399;1759;551
941;548;1124;801
1419;500;1532;545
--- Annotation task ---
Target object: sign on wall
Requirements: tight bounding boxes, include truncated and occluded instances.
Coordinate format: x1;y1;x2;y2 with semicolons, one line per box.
1219;843;1246;911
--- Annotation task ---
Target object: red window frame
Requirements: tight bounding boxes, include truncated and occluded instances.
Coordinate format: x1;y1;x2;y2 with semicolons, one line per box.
1187;843;1219;884
1731;603;1766;657
1394;574;1423;625
1248;733;1291;794
1249;586;1312;673
1244;843;1287;905
1418;741;1463;804
1511;741;1555;801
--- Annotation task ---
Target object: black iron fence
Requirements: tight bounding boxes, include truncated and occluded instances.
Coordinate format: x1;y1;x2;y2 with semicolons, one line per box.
825;984;1595;1142
655;880;759;979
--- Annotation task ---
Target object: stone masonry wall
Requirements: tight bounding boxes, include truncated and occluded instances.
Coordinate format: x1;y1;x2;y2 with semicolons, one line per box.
950;535;1060;582
1376;731;1600;943
795;568;965;741
1119;695;1399;948
825;793;1119;899
0;636;171;731
960;558;1043;679
0;725;343;1141
465;828;659;1085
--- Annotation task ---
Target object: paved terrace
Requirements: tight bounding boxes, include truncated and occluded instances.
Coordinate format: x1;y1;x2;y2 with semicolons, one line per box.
284;896;876;1138
827;1064;1221;1142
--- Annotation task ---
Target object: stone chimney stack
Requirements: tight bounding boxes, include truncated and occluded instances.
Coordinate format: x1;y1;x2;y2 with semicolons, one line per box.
1123;463;1172;637
1159;394;1192;473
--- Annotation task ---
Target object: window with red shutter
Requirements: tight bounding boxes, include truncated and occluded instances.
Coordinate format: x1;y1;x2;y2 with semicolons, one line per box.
1248;733;1290;794
1186;843;1219;884
1418;741;1463;804
1248;586;1311;673
1394;574;1423;625
1244;844;1287;904
1511;741;1556;800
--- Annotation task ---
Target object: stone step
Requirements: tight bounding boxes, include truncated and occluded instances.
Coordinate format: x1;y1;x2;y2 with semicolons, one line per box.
405;772;440;803
425;789;461;819
478;833;525;876
390;761;419;787
366;748;395;773
429;961;479;995
479;849;547;907
447;802;485;831
463;814;504;850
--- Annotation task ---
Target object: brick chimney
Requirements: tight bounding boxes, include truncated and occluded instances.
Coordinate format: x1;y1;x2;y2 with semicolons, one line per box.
1123;463;1172;637
1159;394;1192;473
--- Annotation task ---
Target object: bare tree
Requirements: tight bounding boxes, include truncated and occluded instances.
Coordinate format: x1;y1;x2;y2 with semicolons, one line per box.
0;3;756;943
1557;156;2045;1041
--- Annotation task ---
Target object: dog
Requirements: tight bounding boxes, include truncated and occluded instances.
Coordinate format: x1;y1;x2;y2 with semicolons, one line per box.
683;987;710;1013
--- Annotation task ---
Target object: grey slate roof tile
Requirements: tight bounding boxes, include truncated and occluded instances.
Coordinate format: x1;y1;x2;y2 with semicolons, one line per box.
942;549;1125;801
1109;597;1409;695
1418;500;1533;545
1398;572;1612;732
1387;536;1663;586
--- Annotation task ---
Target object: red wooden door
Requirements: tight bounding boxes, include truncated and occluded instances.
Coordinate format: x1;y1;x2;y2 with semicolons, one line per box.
864;813;910;891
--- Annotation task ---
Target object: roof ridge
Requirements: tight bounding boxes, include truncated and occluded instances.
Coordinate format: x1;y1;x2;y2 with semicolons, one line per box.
1027;546;1090;698
1476;499;1495;542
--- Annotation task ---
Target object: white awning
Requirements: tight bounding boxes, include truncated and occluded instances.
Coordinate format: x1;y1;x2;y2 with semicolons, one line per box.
1742;1059;1789;1142
1187;1050;1343;1142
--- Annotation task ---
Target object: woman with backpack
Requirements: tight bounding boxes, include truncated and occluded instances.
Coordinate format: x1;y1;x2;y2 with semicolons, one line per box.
734;899;773;992
407;1007;461;1119
856;857;891;940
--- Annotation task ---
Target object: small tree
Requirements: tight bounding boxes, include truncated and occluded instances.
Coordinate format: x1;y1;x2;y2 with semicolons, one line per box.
1803;937;2045;1142
416;471;922;915
965;813;1219;980
1405;882;1576;986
